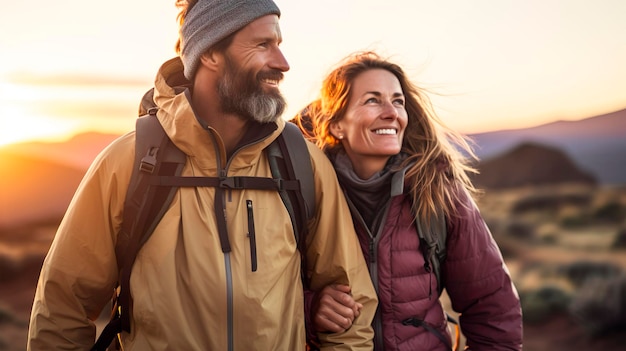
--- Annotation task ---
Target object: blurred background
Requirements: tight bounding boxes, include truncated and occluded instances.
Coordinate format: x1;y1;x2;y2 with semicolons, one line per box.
1;1;626;350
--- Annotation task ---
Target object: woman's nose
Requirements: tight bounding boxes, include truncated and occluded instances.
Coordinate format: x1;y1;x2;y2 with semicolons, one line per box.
381;101;400;119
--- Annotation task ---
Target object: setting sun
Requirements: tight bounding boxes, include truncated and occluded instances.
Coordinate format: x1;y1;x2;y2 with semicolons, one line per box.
0;82;78;146
0;78;143;147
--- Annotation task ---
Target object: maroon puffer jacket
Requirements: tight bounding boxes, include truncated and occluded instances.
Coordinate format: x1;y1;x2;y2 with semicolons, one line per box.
349;184;523;351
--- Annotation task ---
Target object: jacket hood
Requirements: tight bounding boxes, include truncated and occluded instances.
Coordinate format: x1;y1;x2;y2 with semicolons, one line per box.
142;57;285;171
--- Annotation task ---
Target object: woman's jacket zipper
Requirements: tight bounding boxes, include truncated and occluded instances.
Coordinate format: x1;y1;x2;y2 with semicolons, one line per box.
346;195;391;351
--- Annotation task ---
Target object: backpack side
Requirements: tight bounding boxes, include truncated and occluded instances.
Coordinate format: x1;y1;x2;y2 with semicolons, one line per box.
415;214;447;296
415;215;461;351
266;122;316;255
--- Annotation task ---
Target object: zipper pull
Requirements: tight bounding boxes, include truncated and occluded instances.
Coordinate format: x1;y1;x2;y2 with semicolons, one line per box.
369;240;376;264
247;200;257;272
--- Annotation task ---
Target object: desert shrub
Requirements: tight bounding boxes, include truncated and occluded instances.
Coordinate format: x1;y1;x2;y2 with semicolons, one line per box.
569;274;626;337
556;204;591;228
558;213;591;228
592;201;625;224
520;285;571;324
505;220;534;240
612;227;626;249
0;305;15;325
535;223;559;245
559;260;623;288
0;255;20;283
511;192;591;214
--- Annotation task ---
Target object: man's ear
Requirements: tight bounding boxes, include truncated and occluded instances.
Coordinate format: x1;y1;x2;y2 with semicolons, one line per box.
199;50;221;72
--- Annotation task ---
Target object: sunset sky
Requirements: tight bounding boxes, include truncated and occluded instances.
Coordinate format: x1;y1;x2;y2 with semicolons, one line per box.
1;0;625;146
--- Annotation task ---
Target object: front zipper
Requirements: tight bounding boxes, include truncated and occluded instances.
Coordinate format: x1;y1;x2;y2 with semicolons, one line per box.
207;131;236;351
372;204;390;351
347;195;391;351
206;124;277;351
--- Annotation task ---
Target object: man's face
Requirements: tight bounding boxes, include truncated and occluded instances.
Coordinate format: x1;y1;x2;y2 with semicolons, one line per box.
217;14;290;123
218;52;286;123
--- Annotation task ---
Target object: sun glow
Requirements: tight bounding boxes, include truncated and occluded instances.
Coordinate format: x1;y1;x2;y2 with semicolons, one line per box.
0;104;76;146
0;82;78;146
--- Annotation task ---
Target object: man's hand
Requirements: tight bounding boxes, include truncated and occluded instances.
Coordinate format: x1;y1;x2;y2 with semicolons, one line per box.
312;284;363;333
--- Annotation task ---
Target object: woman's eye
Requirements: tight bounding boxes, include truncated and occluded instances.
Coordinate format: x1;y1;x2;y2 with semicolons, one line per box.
394;99;405;106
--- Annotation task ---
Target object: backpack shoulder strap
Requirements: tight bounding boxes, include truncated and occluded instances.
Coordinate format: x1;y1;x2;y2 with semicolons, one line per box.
94;111;186;350
416;214;447;296
117;112;187;266
265;121;315;276
416;214;460;350
279;122;316;220
118;112;186;328
268;121;318;350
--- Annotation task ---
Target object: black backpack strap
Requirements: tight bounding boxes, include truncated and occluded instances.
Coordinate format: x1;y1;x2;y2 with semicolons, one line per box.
416;213;447;296
402;317;454;351
266;122;316;250
268;122;317;350
93;112;186;350
279;122;315;221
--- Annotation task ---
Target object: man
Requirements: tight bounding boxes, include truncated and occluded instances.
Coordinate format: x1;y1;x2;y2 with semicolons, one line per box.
27;1;377;350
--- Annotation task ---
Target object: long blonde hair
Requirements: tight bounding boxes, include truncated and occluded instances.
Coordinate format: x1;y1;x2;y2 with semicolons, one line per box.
294;51;479;223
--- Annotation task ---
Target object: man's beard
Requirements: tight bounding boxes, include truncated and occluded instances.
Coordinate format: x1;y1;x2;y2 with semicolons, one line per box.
218;57;286;124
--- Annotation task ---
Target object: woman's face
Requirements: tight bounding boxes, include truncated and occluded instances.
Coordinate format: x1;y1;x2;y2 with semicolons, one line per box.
330;68;408;177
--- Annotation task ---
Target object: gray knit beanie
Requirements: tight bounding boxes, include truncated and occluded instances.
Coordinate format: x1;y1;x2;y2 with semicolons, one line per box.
180;0;281;80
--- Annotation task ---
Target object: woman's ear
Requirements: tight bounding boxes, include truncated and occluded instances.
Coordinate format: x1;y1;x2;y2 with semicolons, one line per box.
329;122;345;140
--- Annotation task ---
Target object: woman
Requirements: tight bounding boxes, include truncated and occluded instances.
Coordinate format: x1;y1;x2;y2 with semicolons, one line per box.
294;52;522;350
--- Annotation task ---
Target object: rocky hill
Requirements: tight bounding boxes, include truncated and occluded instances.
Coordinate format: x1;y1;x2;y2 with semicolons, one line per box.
469;108;626;185
471;142;597;189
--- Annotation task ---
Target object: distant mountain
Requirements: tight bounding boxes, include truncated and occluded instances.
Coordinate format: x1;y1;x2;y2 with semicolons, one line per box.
471;142;597;189
0;151;86;228
0;107;623;228
468;108;626;185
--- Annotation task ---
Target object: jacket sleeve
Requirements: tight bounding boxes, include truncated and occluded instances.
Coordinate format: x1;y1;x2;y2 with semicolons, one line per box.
304;145;378;350
27;136;133;350
444;187;523;351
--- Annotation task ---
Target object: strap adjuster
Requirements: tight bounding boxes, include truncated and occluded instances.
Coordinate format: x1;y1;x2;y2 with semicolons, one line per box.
139;147;159;174
220;177;241;189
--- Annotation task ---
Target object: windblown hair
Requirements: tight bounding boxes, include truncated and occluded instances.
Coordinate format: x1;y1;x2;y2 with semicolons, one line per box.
174;0;197;55
293;51;479;224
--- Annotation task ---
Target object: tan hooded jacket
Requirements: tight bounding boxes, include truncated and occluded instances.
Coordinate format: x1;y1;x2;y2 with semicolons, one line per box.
27;58;377;350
